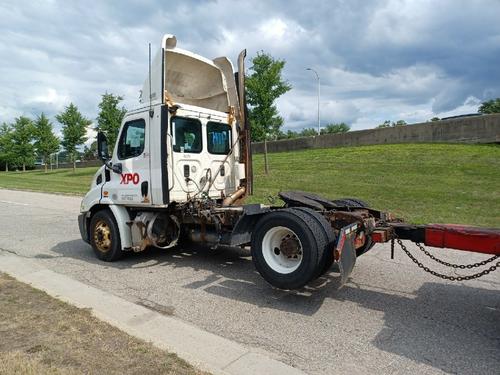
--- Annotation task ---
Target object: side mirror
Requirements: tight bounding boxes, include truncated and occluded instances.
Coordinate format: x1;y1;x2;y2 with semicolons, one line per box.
112;163;122;174
97;132;110;162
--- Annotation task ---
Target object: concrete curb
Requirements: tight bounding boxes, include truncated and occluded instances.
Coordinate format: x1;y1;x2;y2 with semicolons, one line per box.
0;254;304;375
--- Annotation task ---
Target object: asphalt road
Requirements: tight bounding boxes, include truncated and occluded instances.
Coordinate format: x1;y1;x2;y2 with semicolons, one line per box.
0;189;499;375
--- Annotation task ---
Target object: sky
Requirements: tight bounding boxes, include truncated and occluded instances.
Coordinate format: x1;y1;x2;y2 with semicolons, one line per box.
1;0;499;140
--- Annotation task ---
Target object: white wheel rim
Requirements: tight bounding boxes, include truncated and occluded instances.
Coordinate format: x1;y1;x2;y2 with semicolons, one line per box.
261;226;303;274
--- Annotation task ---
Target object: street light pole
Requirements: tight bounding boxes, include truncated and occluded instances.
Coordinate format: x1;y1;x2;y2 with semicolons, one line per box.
306;68;321;135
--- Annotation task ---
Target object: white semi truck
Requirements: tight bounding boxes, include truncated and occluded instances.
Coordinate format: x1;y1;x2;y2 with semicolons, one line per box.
79;34;499;289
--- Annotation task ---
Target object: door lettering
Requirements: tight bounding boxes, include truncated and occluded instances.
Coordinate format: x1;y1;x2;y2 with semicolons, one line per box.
120;173;140;185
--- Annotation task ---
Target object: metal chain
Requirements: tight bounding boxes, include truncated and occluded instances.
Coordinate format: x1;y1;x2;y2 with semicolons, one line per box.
414;242;499;269
396;239;499;281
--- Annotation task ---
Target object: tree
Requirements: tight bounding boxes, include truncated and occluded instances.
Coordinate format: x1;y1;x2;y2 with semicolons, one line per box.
83;141;97;160
321;122;351;134
57;150;70;164
299;128;319;137
276;124;351;140
284;130;299;139
246;52;292;141
277;129;300;139
376;120;407;128
478;98;500;114
376;120;392;128
33;113;59;172
56;103;90;172
430;117;440;122
0;123;15;171
96;93;127;152
10;117;36;172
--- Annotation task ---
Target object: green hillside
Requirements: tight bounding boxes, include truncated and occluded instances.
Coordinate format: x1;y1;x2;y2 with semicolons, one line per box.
249;143;500;227
0;143;498;227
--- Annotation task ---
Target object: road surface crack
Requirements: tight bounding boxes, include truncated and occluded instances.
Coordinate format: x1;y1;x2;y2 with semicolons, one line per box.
0;247;23;257
0;247;60;260
220;351;250;370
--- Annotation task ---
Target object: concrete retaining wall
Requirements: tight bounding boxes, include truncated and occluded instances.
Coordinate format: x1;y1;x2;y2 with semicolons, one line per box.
252;114;500;154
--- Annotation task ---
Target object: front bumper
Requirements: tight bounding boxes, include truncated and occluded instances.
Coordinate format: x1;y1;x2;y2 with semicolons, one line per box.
78;213;90;244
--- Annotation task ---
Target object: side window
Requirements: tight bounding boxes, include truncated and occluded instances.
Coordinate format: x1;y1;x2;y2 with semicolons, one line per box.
171;117;202;153
117;119;146;160
207;122;231;155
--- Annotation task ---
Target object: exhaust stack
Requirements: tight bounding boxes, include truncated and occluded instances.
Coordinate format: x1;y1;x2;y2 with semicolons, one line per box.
236;49;253;196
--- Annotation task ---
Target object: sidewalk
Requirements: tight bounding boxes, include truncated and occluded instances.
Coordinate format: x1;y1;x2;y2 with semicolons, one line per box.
0;253;304;375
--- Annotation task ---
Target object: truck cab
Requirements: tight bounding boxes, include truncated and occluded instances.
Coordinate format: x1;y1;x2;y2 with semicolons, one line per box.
78;34;364;290
79;34;252;253
82;35;246;210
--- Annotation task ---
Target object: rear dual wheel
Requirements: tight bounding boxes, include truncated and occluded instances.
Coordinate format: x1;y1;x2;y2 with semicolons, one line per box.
251;208;335;289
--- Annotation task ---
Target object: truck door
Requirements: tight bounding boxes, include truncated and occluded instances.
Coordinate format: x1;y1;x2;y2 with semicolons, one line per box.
103;113;152;205
205;121;235;195
169;116;204;201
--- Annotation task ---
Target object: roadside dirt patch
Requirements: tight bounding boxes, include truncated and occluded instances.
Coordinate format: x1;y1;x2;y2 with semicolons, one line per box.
0;273;209;375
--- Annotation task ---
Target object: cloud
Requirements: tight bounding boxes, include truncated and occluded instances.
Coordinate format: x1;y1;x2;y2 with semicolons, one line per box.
84;124;97;147
277;93;361;130
0;0;499;134
30;88;69;110
257;18;307;50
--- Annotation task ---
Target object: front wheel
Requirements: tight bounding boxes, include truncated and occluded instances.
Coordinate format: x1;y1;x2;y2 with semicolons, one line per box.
90;209;123;261
251;209;328;289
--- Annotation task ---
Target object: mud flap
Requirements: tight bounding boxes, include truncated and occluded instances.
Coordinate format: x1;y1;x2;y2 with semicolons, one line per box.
335;223;358;285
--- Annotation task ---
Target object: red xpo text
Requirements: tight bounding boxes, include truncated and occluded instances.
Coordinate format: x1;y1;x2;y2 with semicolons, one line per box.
120;173;140;185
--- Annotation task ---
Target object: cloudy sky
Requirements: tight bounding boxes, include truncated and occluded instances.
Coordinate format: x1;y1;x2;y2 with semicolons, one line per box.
1;0;499;136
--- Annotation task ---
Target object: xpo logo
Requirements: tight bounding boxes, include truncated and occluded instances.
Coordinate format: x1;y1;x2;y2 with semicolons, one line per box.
120;173;140;185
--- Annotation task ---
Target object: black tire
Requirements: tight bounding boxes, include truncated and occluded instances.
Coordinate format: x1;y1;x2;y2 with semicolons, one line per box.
251;209;327;290
89;209;124;262
289;207;337;276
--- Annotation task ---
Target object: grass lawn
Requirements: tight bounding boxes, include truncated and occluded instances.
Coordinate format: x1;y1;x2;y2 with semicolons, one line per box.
0;143;498;227
249;143;500;227
0;167;97;195
0;273;208;375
